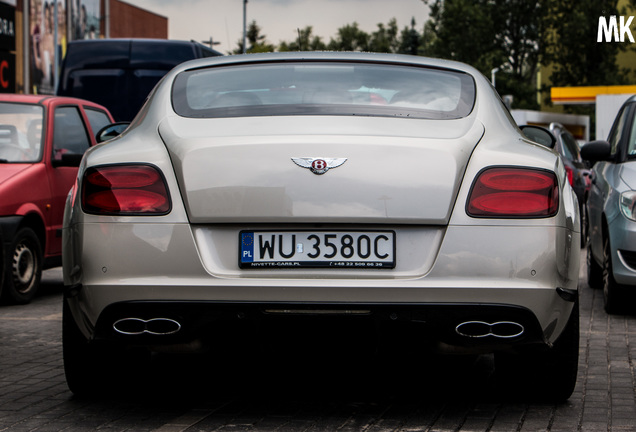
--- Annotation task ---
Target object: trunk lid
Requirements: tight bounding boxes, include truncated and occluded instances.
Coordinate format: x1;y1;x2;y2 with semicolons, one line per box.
159;115;484;225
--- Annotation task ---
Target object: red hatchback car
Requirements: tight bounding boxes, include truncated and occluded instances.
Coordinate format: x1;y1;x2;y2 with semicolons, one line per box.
0;94;114;304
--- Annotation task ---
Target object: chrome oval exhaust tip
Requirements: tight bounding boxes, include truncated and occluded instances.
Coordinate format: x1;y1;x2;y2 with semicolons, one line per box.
113;318;181;335
455;321;524;338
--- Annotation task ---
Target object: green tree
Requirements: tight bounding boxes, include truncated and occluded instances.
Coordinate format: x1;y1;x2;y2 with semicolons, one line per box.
368;19;400;53
327;23;370;51
541;0;632;116
491;0;547;109
545;0;627;88
424;0;546;109
233;20;275;54
278;26;327;51
397;18;423;55
424;0;499;73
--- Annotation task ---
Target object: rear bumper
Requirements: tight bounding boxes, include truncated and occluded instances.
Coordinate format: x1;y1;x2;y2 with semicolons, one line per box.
68;295;555;354
0;216;20;273
0;215;21;246
63;221;580;350
0;216;24;254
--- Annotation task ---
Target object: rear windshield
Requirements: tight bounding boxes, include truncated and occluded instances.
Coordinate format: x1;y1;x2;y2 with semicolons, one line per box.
172;61;476;120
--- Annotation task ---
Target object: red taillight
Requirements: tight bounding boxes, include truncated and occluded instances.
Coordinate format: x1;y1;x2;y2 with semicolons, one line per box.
467;167;559;217
564;165;574;186
82;165;171;215
85;166;161;188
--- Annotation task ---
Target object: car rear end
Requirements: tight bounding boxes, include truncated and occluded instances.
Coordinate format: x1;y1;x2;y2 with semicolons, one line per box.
62;53;580;399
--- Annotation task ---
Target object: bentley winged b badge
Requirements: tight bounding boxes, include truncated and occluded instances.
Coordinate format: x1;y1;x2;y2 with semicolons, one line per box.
291;157;348;175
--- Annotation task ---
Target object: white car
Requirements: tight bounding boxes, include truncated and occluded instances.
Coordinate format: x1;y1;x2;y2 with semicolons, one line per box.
62;52;580;400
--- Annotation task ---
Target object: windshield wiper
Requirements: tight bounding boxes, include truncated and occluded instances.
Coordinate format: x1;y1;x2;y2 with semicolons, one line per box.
0;159;9;163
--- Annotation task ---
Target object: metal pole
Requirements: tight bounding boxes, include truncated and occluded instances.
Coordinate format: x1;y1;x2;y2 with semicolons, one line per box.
53;1;58;93
23;0;29;93
105;0;110;38
242;0;247;54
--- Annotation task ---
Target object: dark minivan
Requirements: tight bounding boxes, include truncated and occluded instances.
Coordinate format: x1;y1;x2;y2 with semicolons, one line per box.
57;39;222;122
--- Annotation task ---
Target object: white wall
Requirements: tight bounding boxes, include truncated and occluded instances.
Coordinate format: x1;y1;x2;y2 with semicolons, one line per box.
596;94;634;141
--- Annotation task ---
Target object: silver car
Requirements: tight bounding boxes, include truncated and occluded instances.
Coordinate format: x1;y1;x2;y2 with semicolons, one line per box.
583;95;636;314
62;52;580;400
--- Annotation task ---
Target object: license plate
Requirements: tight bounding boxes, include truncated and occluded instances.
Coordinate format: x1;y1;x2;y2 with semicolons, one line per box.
239;231;395;269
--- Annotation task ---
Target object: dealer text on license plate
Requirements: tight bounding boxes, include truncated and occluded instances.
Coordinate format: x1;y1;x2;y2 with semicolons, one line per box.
239;231;395;269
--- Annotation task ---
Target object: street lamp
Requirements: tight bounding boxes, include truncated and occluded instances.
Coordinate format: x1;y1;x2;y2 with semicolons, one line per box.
243;0;248;54
491;67;499;88
202;37;221;49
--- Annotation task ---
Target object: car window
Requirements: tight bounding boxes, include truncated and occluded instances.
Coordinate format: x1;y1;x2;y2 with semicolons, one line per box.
130;42;197;67
52;106;91;161
67;69;127;121
172;62;476;120
608;104;630;157
560;129;582;162
84;107;111;139
132;69;169;114
0;102;44;162
628;111;636;157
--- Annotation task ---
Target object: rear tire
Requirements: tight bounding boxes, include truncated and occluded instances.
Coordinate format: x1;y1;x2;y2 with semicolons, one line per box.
63;299;107;396
495;300;579;403
0;227;4;299
63;300;149;397
580;204;588;248
2;227;42;304
602;236;625;314
587;241;603;289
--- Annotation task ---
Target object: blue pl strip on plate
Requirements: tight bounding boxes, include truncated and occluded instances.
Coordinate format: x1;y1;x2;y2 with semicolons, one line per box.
241;232;254;263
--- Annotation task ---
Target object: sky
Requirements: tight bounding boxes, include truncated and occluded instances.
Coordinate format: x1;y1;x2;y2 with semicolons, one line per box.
123;0;430;54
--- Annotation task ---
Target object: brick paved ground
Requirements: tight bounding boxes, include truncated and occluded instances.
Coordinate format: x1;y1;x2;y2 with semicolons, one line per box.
0;257;635;432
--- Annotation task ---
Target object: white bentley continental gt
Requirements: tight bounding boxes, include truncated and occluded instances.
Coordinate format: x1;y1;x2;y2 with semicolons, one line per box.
62;52;580;400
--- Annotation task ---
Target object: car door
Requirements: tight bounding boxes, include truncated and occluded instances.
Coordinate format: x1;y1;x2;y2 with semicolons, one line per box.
45;104;94;256
588;103;635;261
84;107;113;140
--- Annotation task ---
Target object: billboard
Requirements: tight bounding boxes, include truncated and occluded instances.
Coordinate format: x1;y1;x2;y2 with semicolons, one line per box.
29;0;100;94
0;1;15;93
70;0;100;40
29;0;67;94
0;1;16;52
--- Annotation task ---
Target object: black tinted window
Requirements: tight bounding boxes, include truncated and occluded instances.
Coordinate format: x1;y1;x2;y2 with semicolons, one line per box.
560;130;581;162
131;42;197;68
608;104;631;157
133;69;167;102
67;69;125;105
628;110;636;157
84;108;111;138
53;106;90;159
61;41;130;70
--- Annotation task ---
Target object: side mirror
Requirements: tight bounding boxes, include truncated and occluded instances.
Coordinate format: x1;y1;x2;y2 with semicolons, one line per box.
581;140;611;164
96;122;130;144
520;125;556;149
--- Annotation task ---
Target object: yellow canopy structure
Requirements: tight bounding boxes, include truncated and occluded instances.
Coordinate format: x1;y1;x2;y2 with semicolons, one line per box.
551;85;636;104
